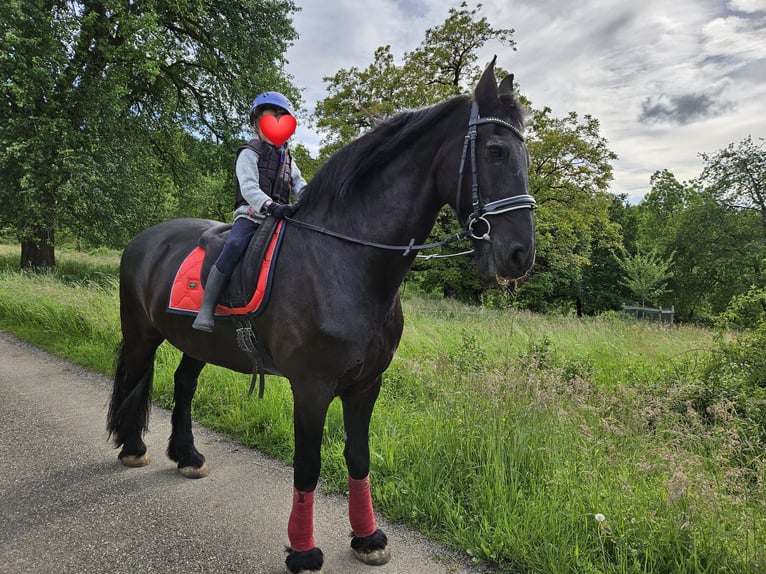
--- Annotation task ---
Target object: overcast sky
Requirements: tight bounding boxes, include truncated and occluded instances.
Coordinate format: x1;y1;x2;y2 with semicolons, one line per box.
284;0;766;202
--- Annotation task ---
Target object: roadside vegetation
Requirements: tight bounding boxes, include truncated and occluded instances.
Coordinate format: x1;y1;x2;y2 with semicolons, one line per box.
1;245;763;573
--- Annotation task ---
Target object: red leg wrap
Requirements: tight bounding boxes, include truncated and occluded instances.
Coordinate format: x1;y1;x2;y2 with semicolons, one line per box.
287;488;316;552
348;475;377;538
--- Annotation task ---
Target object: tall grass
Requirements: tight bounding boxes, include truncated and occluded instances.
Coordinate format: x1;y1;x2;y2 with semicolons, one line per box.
0;247;762;573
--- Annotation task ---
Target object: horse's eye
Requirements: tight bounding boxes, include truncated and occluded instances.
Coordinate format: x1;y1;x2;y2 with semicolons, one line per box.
487;144;506;163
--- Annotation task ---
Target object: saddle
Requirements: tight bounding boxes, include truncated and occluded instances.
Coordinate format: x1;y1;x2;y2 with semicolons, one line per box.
167;217;286;399
168;216;285;318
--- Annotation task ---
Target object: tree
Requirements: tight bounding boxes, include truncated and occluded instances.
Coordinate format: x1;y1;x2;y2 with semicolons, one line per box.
314;46;413;157
580;194;639;314
313;2;515;156
700;135;766;240
402;1;516;97
636;168;765;320
716;285;766;330
671;197;763;318
638;169;698;251
616;250;674;307
290;143;322;183
313;2;523;303
516;106;621;313
0;0;300;267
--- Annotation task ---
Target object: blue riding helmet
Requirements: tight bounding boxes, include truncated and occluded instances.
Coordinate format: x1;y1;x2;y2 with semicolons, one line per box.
248;91;295;117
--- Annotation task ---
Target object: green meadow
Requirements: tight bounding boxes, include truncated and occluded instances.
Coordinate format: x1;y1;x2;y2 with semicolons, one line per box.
0;245;762;573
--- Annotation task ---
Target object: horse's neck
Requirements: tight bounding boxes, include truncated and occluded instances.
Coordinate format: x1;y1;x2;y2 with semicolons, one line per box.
316;149;441;242
302;148;444;297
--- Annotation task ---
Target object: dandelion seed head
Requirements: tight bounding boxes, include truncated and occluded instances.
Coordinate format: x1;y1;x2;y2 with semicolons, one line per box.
595;513;606;522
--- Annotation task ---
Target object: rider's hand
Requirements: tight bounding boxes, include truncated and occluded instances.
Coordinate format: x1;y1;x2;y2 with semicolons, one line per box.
265;201;296;219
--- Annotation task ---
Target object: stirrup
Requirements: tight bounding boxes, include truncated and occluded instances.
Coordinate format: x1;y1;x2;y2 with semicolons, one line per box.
192;314;214;332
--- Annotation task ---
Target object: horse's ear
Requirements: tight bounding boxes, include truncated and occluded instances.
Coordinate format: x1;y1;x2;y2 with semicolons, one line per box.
499;74;515;97
475;56;499;105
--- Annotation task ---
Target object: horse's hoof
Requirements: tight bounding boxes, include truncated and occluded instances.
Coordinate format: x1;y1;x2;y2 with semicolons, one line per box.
119;453;150;467
350;529;390;566
285;547;323;573
352;545;391;566
178;462;209;479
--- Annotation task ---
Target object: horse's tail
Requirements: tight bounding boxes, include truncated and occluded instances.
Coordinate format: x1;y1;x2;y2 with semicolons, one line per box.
107;339;154;446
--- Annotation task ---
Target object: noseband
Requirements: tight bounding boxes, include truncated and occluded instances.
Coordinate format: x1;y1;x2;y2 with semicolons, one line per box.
457;101;537;241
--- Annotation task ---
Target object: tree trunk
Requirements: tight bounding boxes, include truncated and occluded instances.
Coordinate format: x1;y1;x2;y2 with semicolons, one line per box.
20;228;56;269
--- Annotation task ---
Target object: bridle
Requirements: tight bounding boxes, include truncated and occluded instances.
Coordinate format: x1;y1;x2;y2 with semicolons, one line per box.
457;101;537;241
285;99;536;256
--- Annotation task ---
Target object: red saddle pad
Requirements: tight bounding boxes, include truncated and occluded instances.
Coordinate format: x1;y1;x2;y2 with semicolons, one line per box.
168;220;283;316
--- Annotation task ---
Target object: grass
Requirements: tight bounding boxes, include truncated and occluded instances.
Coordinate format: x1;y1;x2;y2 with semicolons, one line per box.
0;245;763;573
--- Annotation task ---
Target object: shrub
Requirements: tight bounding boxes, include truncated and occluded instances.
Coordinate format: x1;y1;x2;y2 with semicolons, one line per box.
673;294;766;470
715;285;766;330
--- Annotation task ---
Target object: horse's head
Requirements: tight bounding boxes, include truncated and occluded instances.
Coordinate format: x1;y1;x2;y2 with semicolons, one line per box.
441;58;536;284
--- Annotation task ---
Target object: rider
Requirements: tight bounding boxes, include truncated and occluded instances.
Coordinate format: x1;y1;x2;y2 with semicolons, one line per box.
192;91;308;332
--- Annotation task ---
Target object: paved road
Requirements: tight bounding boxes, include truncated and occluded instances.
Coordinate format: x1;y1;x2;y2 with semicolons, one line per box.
0;331;486;574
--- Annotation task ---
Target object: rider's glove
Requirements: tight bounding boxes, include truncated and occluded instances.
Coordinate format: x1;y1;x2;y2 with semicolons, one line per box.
265;201;296;219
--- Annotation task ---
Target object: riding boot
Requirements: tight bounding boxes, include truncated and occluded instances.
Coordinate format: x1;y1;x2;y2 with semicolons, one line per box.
192;266;227;333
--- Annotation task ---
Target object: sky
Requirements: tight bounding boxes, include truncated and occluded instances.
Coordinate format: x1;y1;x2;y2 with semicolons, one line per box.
284;0;766;202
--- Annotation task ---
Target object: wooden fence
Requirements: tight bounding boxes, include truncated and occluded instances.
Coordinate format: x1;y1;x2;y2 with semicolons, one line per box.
621;304;675;325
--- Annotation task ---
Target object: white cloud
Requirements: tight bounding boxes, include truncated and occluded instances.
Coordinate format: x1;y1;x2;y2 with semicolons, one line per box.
728;0;766;12
702;16;766;65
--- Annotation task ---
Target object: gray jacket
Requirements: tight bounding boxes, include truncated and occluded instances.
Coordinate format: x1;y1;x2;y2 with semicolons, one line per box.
233;142;308;221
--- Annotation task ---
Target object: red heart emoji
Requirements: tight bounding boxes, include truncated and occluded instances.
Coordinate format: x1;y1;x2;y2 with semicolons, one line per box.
259;114;297;146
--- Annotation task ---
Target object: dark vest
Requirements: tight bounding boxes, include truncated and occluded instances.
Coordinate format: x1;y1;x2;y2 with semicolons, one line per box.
234;139;293;208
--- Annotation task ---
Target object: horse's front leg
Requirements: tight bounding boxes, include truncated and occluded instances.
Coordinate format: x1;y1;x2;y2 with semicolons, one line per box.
340;375;390;566
285;385;333;574
167;353;208;478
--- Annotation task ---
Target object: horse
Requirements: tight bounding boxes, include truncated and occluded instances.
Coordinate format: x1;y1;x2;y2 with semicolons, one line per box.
107;58;536;573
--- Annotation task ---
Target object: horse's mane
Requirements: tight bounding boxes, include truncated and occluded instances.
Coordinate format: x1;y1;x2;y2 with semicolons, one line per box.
298;95;468;210
298;92;526;211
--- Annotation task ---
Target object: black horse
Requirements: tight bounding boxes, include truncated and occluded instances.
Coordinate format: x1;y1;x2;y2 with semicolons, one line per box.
107;59;536;573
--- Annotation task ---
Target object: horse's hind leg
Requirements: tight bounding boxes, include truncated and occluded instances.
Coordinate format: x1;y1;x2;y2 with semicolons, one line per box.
107;335;162;467
167;353;208;478
340;375;390;566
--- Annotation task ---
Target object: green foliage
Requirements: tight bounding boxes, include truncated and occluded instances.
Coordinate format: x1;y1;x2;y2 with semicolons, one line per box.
314;3;527;304
715;285;766;330
403;1;516;96
675;203;760;318
314;45;411;153
290;143;322;182
0;0;300;265
579;195;639;314
671;297;766;475
616;250;674;307
636;162;766;321
637;169;698;252
317;4;622;309
699;135;766;240
517;107;621;312
409;209;488;302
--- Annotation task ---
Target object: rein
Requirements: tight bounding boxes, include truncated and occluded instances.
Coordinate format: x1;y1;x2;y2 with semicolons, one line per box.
284;100;536;257
284;216;469;257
